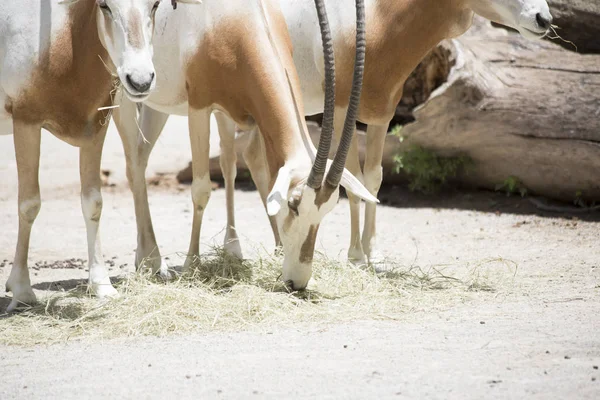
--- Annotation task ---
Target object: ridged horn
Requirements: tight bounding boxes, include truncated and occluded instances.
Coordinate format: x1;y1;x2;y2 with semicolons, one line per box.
325;0;366;187
307;0;336;190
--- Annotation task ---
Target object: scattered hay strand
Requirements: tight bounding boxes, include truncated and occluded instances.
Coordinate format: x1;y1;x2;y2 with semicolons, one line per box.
547;24;578;52
0;249;516;346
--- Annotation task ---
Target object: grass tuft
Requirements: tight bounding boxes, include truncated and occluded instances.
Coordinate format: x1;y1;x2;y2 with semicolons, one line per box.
0;249;516;346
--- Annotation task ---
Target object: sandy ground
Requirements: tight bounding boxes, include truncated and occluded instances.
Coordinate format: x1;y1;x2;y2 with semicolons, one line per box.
0;121;599;399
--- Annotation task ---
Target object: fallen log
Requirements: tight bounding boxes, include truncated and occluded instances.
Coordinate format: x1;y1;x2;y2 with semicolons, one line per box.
400;18;600;201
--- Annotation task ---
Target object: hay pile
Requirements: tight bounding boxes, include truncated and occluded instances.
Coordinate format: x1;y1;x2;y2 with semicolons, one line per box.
0;249;516;346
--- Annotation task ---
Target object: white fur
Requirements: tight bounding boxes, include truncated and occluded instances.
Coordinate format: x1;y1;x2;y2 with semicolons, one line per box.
468;0;552;39
1;0;166;310
0;1;70;135
267;166;293;216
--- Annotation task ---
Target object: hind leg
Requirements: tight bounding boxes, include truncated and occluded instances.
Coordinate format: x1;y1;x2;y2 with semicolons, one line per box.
5;121;41;311
361;123;387;263
183;108;213;271
332;108;366;265
114;100;169;276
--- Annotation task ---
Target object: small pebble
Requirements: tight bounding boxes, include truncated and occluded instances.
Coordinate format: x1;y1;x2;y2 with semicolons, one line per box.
480;321;485;325
594;366;598;370
593;377;596;382
343;345;348;349
185;375;191;379
564;355;571;360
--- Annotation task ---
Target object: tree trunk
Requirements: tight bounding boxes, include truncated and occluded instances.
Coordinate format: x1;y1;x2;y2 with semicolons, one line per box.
400;18;600;201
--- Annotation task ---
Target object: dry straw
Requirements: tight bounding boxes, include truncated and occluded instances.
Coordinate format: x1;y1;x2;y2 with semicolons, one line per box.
0;249;517;346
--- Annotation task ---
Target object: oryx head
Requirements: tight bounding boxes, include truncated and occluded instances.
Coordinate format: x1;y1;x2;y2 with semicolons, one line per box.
91;0;200;101
467;0;553;39
265;0;376;290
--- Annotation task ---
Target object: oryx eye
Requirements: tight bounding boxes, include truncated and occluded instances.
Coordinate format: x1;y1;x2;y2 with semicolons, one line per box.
288;198;300;217
98;1;110;12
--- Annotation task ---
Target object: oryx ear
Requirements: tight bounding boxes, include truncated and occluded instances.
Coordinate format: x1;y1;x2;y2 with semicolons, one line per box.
266;166;293;216
340;169;379;204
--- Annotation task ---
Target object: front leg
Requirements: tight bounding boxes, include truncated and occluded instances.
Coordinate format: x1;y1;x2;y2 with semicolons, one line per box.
113;100;169;276
183;108;213;271
214;112;243;259
79;127;118;298
5;121;41;312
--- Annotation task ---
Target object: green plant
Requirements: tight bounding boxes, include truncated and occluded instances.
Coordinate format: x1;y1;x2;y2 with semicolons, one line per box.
393;145;472;194
389;124;403;138
495;176;528;197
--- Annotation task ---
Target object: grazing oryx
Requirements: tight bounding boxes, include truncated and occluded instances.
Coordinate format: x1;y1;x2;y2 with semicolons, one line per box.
114;0;375;289
0;0;197;312
217;0;553;264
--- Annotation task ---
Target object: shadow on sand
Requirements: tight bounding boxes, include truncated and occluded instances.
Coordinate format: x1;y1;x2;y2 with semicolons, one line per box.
357;185;600;223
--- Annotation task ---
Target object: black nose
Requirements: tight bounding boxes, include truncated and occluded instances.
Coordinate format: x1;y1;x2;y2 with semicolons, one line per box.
536;13;552;30
126;73;154;94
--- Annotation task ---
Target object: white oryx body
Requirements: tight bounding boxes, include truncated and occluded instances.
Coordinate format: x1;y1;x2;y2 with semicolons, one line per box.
217;0;553;264
0;0;198;312
115;0;374;289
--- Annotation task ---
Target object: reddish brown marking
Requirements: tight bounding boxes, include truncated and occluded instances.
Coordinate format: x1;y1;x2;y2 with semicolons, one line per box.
185;7;307;182
314;182;337;209
333;0;473;124
127;9;144;49
299;224;319;264
12;2;113;145
4;99;13;116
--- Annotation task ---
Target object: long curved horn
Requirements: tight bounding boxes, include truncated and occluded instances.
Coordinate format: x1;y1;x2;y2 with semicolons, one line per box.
307;0;336;190
326;0;366;187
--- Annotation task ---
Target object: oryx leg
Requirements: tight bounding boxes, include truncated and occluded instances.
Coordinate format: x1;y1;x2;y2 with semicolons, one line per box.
6;121;41;311
243;128;281;248
79;127;118;298
215;112;242;259
183;108;212;271
361;123;387;263
333;109;366;265
113;100;168;276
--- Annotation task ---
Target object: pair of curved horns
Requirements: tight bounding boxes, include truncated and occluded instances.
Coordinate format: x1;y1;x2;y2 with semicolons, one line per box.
307;0;366;190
